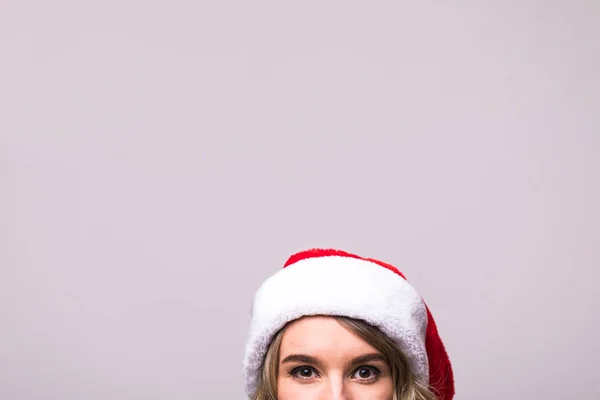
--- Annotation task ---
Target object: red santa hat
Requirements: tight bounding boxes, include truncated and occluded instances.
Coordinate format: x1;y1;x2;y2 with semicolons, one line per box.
242;248;455;400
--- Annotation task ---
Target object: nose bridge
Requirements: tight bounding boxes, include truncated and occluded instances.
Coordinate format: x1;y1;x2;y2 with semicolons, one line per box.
324;373;348;400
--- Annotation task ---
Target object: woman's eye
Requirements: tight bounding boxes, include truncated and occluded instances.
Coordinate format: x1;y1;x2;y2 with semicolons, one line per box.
351;366;380;381
291;366;319;379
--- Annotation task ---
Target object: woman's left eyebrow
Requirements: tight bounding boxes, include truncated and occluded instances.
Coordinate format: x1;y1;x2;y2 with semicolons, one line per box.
350;353;387;365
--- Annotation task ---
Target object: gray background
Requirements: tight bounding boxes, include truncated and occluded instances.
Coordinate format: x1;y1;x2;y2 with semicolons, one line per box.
1;1;599;399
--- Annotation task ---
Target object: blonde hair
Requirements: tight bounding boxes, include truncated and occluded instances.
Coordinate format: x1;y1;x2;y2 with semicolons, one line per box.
251;316;438;400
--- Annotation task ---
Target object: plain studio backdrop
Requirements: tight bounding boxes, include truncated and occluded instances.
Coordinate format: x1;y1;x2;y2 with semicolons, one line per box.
1;1;599;399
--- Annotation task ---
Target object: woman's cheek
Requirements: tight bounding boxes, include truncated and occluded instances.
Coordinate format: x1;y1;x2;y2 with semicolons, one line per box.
347;377;395;400
277;377;318;400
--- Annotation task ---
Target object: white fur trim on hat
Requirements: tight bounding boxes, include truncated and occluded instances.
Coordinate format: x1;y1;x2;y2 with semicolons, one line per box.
242;255;429;397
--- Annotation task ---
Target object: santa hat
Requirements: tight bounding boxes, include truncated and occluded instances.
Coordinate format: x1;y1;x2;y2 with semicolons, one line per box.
242;248;455;400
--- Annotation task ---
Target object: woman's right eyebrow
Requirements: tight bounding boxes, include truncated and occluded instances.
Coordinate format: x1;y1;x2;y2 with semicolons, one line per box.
280;354;322;365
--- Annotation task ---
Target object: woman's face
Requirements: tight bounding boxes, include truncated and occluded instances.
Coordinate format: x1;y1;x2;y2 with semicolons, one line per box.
277;316;394;400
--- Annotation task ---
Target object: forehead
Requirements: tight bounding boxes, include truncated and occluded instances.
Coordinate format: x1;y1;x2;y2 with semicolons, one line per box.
279;316;379;359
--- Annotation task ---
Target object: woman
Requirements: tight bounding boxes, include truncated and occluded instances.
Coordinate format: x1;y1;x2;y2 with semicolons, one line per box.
242;249;455;400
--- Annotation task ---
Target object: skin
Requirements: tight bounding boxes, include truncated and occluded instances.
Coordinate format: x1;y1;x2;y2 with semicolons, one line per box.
277;316;394;400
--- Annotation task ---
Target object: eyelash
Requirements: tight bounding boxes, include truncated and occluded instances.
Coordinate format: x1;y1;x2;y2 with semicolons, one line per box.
289;366;320;380
351;366;381;382
289;366;381;382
